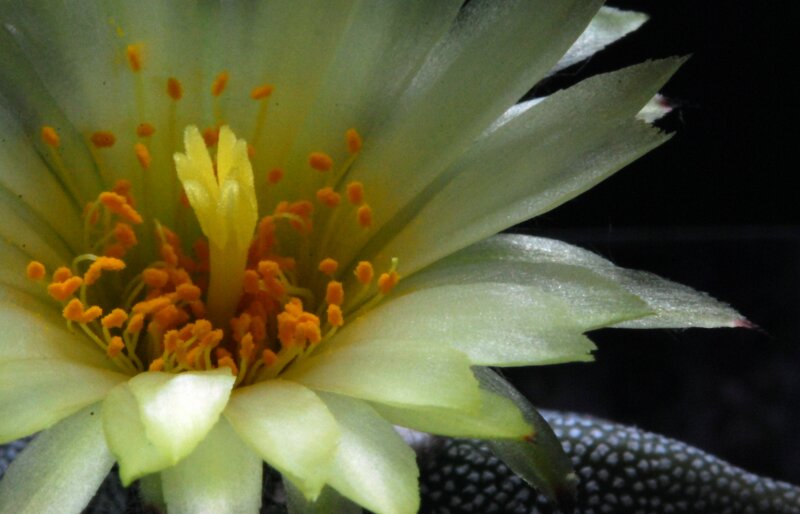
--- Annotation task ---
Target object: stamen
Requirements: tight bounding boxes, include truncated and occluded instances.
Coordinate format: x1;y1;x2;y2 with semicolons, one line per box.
325;281;344;306
211;71;230;97
346;181;364;205
327;304;344;327
143;268;169;289
26;261;46;281
318;258;338;276
63;298;103;323
309;152;333;172
354;261;374;285
267;168;284;184
262;349;278;367
47;276;83;302
113;223;138;249
41;126;60;148
345;128;362;154
99;192;143;224
107;336;126;358
167;78;183;100
101;309;129;329
84;257;126;286
202;127;220;147
316;187;341;207
134;143;152;169
136;123;155;137
90;131;116;148
53;266;73;283
125;44;143;72
250;84;274;100
357;204;373;228
378;270;399;295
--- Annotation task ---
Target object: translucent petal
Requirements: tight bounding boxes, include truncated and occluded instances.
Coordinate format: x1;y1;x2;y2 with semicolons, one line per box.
371;388;532;440
102;383;174;485
224;379;339;499
0;359;126;443
367;58;683;277
476;368;578;509
323;0;603;267
460;234;744;328
335;280;648;367
0;404;113;514
552;6;649;73
161;418;262;514
284;338;480;410
126;369;234;464
319;393;419;514
0;287;111;369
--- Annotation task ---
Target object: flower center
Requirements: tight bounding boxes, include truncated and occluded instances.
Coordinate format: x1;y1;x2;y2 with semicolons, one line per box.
25;59;400;387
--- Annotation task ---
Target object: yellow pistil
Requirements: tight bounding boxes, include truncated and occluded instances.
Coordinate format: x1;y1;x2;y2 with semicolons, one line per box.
174;125;257;328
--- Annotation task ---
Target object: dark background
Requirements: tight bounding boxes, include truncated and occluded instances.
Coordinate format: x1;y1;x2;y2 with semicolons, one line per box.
508;2;800;485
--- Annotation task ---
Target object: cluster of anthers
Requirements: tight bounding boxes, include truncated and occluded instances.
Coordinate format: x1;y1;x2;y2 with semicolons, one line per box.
23;45;400;388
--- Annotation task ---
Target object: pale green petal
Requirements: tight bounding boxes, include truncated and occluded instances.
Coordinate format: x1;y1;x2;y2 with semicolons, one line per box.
323;0;602;268
371;388;532;440
285;338;480;410
102;383;173;484
475;368;577;507
457;234;744;328
0;287;112;369
161;418;262;514
368;58;683;277
0;360;126;443
127;369;234;464
224;379;339;499
319;393;419;514
0;404;113;514
335;280;648;366
553;7;649;73
285;481;362;514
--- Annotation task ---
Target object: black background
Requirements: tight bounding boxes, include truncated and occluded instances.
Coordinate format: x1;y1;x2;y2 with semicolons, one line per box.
508;2;800;484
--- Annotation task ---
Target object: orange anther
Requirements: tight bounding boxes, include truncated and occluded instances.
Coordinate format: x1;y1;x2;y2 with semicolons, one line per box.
134;143;151;169
318;258;338;276
345;128;362;154
262;349;278;367
189;300;206;318
309;152;333;172
142;268;169;289
127;313;145;333
148;358;165;371
250;84;274;100
354;261;374;285
160;243;179;266
63;298;86;322
152;303;187;331
218;355;238;376
378;271;399;295
84;257;126;286
112;179;134;202
26;261;46;281
327;304;344;327
202;127;219;147
41;126;60;147
103;243;126;258
167;77;183;100
325;281;344;306
346;181;364;205
239;333;256;361
52;266;72;283
267;168;283;184
82;305;103;323
90;131;116;148
47;276;83;302
107;336;125;358
136;122;155;137
175;283;202;302
243;270;260;294
357;204;373;228
101;308;129;329
114;223;138;249
126;44;142;72
211;71;229;97
132;296;172;315
99;192;143;224
316;187;341;208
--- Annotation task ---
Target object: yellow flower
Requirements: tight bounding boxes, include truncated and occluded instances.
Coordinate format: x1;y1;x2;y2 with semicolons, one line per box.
0;3;743;513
